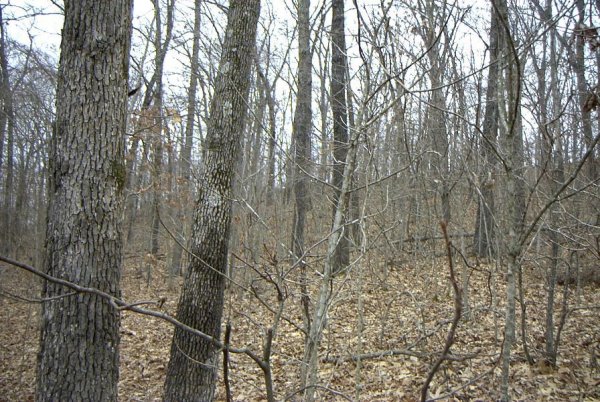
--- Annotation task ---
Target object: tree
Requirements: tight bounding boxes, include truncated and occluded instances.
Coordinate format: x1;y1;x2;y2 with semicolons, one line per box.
148;0;175;258
169;0;201;280
494;0;526;398
418;0;451;224
473;3;502;258
163;1;260;400
0;5;15;257
124;0;174;249
330;0;351;273
36;0;132;400
574;0;596;180
291;0;313;351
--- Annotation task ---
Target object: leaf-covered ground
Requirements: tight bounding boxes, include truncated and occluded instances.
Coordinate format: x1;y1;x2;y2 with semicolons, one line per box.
1;255;599;401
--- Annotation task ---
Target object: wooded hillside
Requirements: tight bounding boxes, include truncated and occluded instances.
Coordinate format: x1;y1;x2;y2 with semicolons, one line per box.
0;0;598;400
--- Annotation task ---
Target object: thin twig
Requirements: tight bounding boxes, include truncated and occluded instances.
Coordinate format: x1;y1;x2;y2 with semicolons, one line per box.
223;322;233;402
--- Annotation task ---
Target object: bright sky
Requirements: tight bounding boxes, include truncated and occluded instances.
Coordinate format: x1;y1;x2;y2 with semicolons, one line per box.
3;0;179;58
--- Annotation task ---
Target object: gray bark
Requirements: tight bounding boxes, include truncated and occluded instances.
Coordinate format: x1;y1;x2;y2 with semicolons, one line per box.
0;7;15;256
149;0;175;258
36;0;132;400
425;43;450;222
163;1;260;400
496;0;525;398
169;0;201;279
292;0;313;388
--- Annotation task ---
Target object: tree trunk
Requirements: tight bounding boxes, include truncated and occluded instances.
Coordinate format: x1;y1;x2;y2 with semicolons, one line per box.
543;0;566;366
0;6;6;173
169;0;201;280
291;0;313;388
330;0;350;273
256;65;277;205
473;3;501;258
149;0;175;259
303;97;362;402
163;1;260;400
574;0;596;180
36;1;132;400
0;7;15;257
497;0;525;398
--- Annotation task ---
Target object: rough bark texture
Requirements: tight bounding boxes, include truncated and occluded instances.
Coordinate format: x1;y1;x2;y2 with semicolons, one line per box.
163;1;260;400
330;0;350;272
36;0;132;400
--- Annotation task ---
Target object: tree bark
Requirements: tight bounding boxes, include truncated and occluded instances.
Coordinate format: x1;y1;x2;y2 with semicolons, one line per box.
473;3;501;258
496;0;525;399
330;0;350;273
36;0;132;400
169;0;200;280
149;0;175;259
0;7;15;257
291;0;313;388
574;0;596;180
163;1;260;400
423;9;450;224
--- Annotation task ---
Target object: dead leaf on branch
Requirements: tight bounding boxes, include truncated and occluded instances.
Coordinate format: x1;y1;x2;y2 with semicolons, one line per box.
583;91;599;113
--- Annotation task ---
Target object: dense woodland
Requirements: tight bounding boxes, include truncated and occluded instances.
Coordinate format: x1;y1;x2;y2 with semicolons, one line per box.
0;0;599;400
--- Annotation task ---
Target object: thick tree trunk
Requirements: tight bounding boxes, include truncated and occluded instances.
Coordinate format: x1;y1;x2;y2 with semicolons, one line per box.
163;1;260;400
36;1;132;400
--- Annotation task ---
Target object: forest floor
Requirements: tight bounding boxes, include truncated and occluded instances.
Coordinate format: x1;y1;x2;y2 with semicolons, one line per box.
1;253;599;401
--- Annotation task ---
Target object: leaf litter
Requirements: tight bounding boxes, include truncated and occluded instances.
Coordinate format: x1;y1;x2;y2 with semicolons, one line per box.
0;255;599;401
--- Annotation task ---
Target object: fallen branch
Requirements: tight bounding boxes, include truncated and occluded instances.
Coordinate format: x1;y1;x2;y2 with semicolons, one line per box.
322;348;479;364
0;254;267;369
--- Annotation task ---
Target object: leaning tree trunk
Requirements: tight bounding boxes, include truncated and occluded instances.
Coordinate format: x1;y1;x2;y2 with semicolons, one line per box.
163;1;260;400
36;1;132;400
